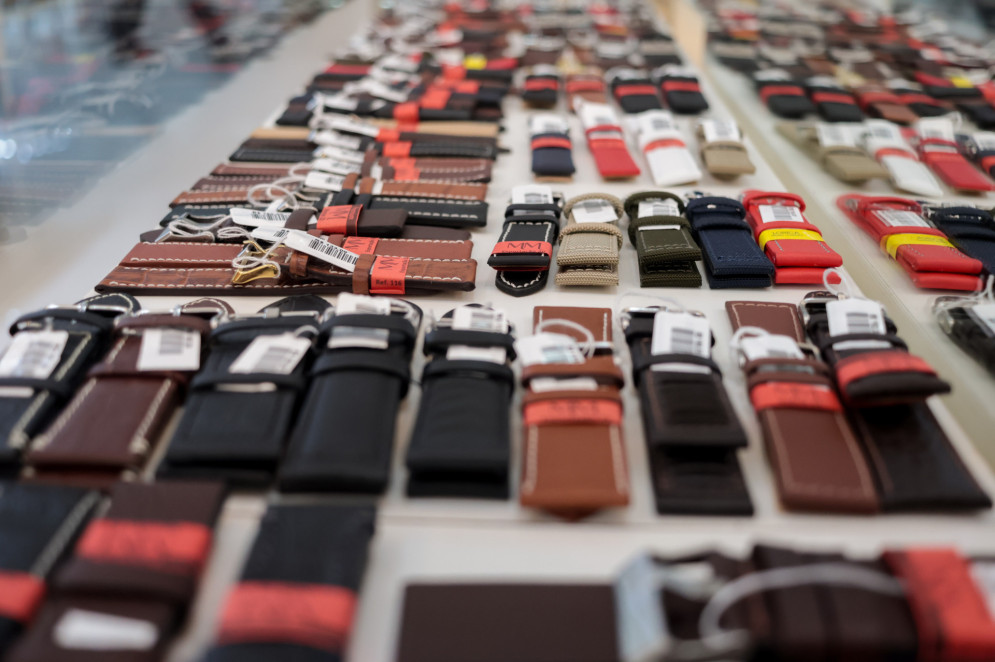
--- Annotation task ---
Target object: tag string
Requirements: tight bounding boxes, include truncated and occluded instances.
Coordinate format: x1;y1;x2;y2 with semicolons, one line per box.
534;318;597;358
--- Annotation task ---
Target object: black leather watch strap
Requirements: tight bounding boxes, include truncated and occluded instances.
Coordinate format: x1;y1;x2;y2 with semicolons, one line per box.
159;296;330;487
489;200;561;297
278;302;420;493
406;305;515;499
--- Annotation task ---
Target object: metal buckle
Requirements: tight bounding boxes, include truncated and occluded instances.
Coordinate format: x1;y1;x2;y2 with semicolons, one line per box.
798;293;840;327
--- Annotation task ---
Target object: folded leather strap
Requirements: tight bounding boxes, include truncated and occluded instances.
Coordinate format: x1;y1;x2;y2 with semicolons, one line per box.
328;189;488;229
622;309;752;515
726;301;880;513
565;72;609;108
576;101;641;179
0;293;140;474
521;73;560;108
775;122;886;183
396;584;618;662
7;596;177;662
836;194;982;291
313;202;408;237
755;77;815;118
891;83;951;117
751;545;917;660
158;296;330;487
805;82;864;122
915;131;995;193
854;85;918;124
23;299;231;489
655;68;710;114
741;190;843;284
623;191;702;287
529;114;575;179
203;503;375;662
696;120;755;179
555;193;624;287
884;548;995;661
52;480;225;604
488;190;561;297
610;74;663;114
800;294;990;511
520;306;628;521
634;110;701;186
926;206;995;275
685;197;775;289
861;121;944;197
278;301;419;493
0;483;98;653
406;305;515;499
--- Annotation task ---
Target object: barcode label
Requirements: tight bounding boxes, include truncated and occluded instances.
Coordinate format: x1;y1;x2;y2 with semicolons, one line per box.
659;64;695;78
529;376;598;391
917;118;955;142
446;345;508;364
579;102;617;129
572;198;616;224
875;209;929;228
758;205;804;224
827;298;886;336
866;120;901;141
816;122;855;147
303;171;346;192
515;333;585;367
530;113;569;136
137;328;200;371
0;330;69;379
754;68;790;82
310;131;363;151
328;326;390;350
967;302;995;337
336;293;390;316
651;311;710;359
315;146;365;164
973;132;995;151
284;231;360;272
701;119;740;143
311;158;362;176
638;199;680;218
511;184;554;206
229;208;291;227
452;306;508;333
322;94;359;111
739;334;804;361
230;334;310;374
328;116;381;137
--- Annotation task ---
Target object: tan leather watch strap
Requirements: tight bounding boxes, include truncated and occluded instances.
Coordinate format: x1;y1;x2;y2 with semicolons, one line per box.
519;306;629;520
353;176;488;201
555;193;624;287
366;119;501;138
212;163;298;178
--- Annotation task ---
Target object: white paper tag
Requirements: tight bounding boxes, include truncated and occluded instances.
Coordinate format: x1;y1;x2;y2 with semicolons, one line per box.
0;330;68;379
530;64;560;76
739;334;804;361
578;101;618;130
229;334;310;374
452;306;508;333
283;231;360;272
651;311;710;358
571;198;617;224
137;328;200;372
445;345;508;364
529;376;599;392
303;171;346;192
816;122;856;148
614;554;671;662
758;205;804;224
638;224;682;231
826;298;890;351
328;326;390;350
638;110;677;135
515;333;585;367
965;301;995;338
54;609;158;651
336;293;391;316
754;68;790;82
917;117;956;142
700;119;740;143
310;131;363;151
806;75;839;88
321;94;359;112
863;120;904;143
638;199;680;218
511;184;554;206
310;158;361;176
658;64;695;78
229;208;292;228
530;113;569;136
328;115;381;137
315;146;365;165
972;132;995;152
875;209;929;228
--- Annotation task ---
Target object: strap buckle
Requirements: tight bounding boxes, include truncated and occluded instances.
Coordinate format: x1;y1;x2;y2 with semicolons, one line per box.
798;291;841;328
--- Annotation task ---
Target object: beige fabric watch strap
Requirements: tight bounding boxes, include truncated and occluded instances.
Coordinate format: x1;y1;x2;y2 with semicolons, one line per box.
697;135;756;179
777;122;887;184
554;193;624;287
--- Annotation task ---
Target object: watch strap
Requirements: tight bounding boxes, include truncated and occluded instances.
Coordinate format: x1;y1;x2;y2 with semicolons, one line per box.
685;196;774;289
623;191;703;287
554;193;624;287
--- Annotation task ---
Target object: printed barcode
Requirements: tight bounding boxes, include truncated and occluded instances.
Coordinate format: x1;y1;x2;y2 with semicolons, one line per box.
769;207;800;221
524;192;545;204
253;346;299;373
766;348;797;358
578;200;604;211
16;341;62;375
845;312;877;334
542;346;578;363
308;237;359;265
252;211;290;222
872;125;895;138
159;330;190;355
467;310;503;331
651;117;671;130
670;328;704;355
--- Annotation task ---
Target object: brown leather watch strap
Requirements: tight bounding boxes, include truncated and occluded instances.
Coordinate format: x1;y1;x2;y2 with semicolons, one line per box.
171;188;265;207
351;176;488;201
727;301;879;513
212;163;298;178
519;306;629;520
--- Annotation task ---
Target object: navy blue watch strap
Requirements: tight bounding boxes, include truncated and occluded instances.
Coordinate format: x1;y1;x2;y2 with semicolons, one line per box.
685;196;774;289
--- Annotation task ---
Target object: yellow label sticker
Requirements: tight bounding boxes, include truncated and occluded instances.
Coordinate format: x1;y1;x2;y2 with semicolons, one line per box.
757;228;823;250
950;76;975;89
883;233;954;258
464;55;487;70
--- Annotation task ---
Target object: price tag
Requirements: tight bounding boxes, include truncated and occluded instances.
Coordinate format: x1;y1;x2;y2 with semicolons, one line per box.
651;311;710;358
529;376;599;392
758;205;805;224
754;68;790;82
511;184;554;206
917;118;956;142
640;111;677;135
864;120;903;142
530;113;569;136
967;302;995;337
530;64;560;76
827;298;891;351
310;158;362;176
571;198;617;223
452;306;508;333
700;119;740;143
303;171;347;192
973;132;995;152
310;131;363;151
283;231;360;272
314;146;365;165
816;122;856;147
336;293;391;316
875;209;929;228
806;75;839;88
614;554;671;662
328;115;381;137
739;334;804;362
328;326;390;350
578;102;618;129
229;208;292;227
0;330;68;379
638;199;680;218
658;64;696;78
321;94;359;112
137;328;200;372
54;609;158;651
515;333;585;367
229;334;310;374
